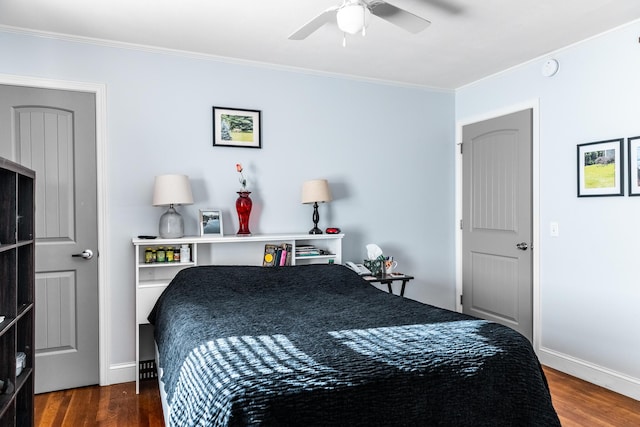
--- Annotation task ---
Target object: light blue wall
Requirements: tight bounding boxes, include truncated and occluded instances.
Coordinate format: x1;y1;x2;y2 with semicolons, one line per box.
3;19;638;398
457;21;640;396
0;31;455;370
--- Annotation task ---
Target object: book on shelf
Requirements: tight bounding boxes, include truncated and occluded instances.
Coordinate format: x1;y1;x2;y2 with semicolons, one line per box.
279;243;291;266
275;246;283;265
263;244;277;267
285;244;292;266
263;243;293;267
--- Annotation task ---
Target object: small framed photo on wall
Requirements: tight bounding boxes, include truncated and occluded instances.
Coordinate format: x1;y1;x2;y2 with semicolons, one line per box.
212;106;261;149
199;209;224;236
628;136;640;196
577;138;624;197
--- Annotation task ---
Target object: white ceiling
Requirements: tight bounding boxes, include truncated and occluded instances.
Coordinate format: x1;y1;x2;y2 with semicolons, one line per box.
2;0;640;89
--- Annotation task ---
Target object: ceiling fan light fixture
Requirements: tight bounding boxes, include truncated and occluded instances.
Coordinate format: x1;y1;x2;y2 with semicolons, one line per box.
336;3;371;35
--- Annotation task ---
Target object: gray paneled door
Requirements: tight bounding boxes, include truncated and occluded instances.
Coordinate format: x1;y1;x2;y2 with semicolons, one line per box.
0;85;99;393
462;109;533;342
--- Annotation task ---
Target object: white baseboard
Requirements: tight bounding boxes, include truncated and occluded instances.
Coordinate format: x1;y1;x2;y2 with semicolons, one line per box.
106;351;640;402
105;362;136;385
538;347;640;401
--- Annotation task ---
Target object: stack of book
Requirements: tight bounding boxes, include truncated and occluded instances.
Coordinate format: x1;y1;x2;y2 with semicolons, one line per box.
295;245;320;257
263;243;292;267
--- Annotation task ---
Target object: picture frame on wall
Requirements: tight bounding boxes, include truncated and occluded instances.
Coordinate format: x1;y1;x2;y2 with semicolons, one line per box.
577;138;624;197
212;106;261;149
199;209;224;236
628;136;640;196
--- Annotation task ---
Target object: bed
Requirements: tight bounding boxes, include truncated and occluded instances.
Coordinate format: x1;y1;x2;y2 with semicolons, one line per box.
148;264;560;426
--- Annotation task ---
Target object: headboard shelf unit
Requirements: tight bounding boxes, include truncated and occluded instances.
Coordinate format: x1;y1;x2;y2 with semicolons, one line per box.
132;232;343;392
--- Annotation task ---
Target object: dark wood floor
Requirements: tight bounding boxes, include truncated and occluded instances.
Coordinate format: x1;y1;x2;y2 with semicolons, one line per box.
35;379;163;426
543;367;640;427
34;366;640;426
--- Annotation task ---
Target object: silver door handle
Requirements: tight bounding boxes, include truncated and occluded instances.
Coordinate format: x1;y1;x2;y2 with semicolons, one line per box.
71;249;94;259
516;242;528;251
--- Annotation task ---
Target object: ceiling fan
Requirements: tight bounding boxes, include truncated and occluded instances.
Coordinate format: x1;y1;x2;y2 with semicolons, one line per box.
288;0;431;46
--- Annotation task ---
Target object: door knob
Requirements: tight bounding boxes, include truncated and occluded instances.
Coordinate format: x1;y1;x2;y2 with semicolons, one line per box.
71;249;94;259
516;242;528;251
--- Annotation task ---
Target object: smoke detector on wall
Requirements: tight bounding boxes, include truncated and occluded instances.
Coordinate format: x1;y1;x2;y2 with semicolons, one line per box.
542;59;559;77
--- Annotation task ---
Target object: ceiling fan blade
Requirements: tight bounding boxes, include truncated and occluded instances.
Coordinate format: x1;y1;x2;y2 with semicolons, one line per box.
369;1;431;33
288;6;340;40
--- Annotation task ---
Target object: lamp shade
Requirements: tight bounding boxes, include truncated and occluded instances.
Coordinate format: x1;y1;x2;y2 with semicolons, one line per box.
152;174;194;206
337;3;372;34
301;179;332;204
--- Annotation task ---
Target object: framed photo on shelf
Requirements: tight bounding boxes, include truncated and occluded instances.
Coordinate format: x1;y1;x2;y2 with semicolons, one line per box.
199;209;223;236
212;106;261;149
628;136;640;196
577;138;624;197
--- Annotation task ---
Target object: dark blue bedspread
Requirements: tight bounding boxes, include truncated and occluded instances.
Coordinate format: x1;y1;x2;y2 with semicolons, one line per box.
148;264;559;426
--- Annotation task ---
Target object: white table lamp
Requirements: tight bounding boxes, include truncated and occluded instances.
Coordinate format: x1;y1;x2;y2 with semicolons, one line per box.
301;179;332;234
152;174;194;238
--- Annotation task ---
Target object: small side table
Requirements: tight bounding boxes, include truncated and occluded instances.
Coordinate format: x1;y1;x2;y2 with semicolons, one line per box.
363;273;414;297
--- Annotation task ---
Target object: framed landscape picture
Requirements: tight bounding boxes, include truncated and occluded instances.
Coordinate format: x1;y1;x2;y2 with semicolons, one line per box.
199;209;223;236
628;136;640;196
577;138;624;197
212;106;261;149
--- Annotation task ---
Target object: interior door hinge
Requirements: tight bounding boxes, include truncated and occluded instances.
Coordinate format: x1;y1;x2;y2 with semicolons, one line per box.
459;219;463;230
460;294;463;305
458;142;463;154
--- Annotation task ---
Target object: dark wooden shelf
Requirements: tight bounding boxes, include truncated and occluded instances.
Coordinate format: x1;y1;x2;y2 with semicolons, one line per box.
0;157;35;426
